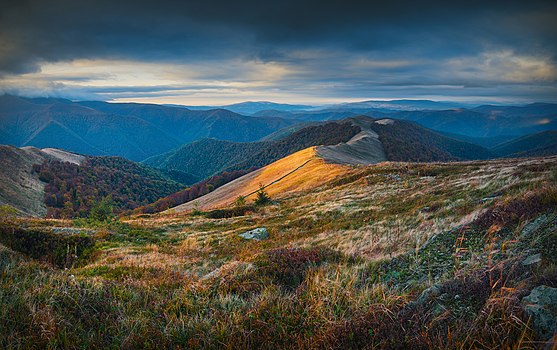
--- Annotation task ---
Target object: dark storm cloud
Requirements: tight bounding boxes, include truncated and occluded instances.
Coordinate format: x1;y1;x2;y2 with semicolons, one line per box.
1;0;555;73
0;0;556;102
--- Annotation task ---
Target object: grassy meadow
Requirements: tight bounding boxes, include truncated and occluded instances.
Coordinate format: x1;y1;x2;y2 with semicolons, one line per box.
1;156;556;349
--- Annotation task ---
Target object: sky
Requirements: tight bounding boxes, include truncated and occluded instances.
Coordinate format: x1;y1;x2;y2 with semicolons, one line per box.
0;0;556;105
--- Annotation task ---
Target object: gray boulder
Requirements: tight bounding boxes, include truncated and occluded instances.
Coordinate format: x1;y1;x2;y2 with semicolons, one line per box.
239;227;269;241
522;253;542;266
522;285;557;339
417;284;443;305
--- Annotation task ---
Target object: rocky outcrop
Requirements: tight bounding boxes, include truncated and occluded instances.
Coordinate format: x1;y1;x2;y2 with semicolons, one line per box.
522;285;557;339
239;227;269;241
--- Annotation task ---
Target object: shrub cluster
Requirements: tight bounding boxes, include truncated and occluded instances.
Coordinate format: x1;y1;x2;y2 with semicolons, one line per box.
204;205;256;219
253;247;340;289
474;185;557;230
0;224;94;268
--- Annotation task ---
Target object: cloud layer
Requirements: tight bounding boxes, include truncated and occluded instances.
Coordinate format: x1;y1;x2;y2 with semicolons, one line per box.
0;0;556;103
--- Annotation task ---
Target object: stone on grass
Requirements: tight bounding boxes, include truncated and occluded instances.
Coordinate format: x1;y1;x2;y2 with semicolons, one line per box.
522;285;557;339
416;284;443;305
239;227;269;241
522;253;542;266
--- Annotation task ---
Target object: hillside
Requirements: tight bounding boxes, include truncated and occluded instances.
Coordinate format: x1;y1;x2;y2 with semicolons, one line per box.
2;156;556;348
0;96;297;161
170;147;347;211
255;103;557;138
33;156;184;218
492;130;557;158
368;118;494;161
144;122;361;179
0;144;185;218
143;139;264;179
438;132;516;148
0;145;84;216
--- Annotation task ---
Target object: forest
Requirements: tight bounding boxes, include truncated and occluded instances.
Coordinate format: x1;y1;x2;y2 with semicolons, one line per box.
33;157;184;218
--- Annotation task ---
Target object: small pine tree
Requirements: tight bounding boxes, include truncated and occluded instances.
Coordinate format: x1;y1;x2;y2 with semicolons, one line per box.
254;184;271;206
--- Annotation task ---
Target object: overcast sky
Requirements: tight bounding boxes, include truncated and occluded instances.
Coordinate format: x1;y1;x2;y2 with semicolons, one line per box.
0;0;556;105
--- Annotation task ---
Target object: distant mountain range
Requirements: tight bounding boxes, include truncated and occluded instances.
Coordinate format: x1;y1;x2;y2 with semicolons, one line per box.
177;99;476;115
1;95;556;165
0;95;297;161
179;101;315;115
253;103;557;138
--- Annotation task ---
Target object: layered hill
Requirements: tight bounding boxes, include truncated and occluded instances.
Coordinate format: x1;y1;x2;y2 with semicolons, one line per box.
168;117;494;212
255;102;557;138
144;122;361;179
492;130;557;158
0;95;296;161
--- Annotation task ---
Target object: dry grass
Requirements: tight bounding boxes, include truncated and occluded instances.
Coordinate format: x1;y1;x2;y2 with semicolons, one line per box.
171;147;347;211
2;156;557;348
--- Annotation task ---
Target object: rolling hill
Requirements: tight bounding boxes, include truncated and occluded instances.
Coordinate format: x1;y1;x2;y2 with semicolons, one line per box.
170;147;347;211
143;122;361;179
0;145;185;218
492;130;557;158
166;117;495;212
0;95;297;161
0;145;85;216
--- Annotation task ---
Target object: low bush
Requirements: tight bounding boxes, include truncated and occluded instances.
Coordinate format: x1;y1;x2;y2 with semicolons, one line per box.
474;185;557;230
253;247;340;290
205;205;256;219
0;224;94;268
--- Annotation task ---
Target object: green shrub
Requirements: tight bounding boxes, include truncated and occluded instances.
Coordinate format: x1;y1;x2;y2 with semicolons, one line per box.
205;205;256;219
0;224;94;268
89;195;114;222
254;185;272;206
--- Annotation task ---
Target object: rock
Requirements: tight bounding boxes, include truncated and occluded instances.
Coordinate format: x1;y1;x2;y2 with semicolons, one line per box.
417;284;443;305
239;227;269;241
522;285;557;339
520;215;549;238
480;191;504;203
522;253;542;266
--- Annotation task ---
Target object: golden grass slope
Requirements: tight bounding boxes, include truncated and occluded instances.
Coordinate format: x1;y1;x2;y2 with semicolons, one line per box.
170;147;349;212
